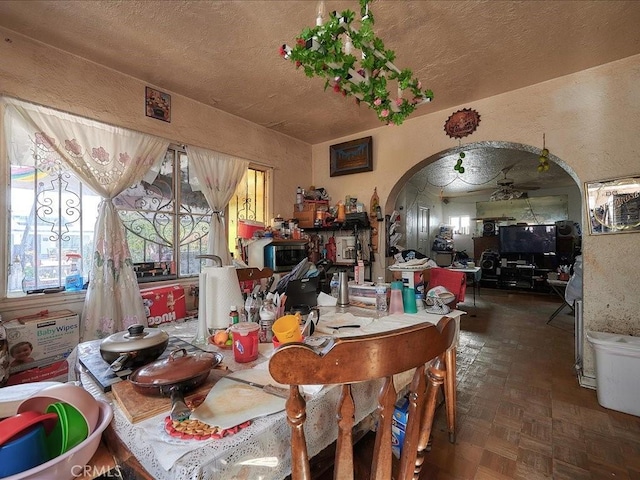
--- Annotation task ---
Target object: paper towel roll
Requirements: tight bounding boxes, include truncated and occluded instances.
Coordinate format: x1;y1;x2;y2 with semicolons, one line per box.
202;266;244;330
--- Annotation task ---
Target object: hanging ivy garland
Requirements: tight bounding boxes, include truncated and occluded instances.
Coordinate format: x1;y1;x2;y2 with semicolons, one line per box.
280;0;433;126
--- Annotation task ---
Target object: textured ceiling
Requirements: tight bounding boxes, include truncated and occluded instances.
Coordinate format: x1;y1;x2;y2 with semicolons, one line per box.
1;0;639;195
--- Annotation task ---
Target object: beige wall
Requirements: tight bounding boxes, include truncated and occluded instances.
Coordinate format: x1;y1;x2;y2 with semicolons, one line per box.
312;55;640;378
0;27;311;321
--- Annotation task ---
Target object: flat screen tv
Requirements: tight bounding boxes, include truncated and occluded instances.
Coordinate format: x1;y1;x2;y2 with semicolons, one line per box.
499;225;557;254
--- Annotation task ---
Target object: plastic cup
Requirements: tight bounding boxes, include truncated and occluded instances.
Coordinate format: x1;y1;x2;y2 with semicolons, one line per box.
272;315;303;344
45;403;67;458
60;403;88;452
229;322;260;363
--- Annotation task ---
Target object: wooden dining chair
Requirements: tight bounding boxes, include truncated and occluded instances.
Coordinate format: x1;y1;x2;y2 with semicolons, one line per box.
269;316;456;480
427;267;466;444
236;267;274;293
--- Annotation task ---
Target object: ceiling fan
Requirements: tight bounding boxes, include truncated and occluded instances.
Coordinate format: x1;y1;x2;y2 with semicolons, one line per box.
466;165;540;201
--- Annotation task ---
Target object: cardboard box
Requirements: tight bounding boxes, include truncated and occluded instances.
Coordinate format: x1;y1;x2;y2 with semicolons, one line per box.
140;284;187;326
391;395;410;458
5;309;79;375
391;269;430;298
6;359;69;386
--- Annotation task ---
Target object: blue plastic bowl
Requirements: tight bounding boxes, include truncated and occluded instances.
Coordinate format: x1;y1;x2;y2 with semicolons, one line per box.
0;424;50;477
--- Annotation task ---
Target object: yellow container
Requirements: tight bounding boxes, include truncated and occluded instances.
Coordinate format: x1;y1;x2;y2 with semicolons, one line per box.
271;315;302;344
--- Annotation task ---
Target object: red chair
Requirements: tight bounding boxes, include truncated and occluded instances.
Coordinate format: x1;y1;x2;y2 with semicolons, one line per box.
428;267;466;306
427;267;466;444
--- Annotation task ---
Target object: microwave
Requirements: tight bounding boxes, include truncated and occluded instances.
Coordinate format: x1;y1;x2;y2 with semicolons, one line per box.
264;241;308;272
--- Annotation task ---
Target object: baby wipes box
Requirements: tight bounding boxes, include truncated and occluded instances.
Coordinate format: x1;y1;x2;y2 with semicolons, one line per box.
4;309;79;381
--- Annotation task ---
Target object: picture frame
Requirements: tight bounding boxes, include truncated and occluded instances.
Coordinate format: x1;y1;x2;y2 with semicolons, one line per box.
330;136;373;177
145;87;171;122
585;175;640;235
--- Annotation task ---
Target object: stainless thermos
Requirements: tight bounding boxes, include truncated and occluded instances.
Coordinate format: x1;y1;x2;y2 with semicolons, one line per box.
337;271;350;307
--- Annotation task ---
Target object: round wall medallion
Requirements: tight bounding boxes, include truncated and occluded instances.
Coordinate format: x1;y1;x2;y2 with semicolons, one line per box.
444;108;481;139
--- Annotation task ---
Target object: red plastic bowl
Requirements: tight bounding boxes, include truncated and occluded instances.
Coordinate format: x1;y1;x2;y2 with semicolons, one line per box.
0;411;58;446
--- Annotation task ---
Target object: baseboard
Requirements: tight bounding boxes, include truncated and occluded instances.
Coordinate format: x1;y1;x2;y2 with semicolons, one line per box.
578;374;596;390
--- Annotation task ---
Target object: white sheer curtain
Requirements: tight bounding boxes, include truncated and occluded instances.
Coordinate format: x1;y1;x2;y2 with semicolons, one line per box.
186;146;249;266
4;98;170;340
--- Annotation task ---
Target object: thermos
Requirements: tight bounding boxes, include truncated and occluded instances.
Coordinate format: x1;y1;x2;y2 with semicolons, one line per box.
337;271;350;307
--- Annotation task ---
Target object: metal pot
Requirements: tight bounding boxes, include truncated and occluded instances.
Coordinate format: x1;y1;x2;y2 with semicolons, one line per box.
99;324;169;372
129;348;223;421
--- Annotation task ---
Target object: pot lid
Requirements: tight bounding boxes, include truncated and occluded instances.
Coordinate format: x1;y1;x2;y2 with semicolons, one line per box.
130;348;222;386
100;324;169;353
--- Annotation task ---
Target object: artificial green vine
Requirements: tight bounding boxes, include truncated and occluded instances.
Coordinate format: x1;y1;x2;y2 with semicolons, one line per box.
280;0;433;125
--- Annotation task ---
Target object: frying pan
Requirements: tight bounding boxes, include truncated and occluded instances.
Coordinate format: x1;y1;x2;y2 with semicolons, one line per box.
99;324;169;371
129;348;223;421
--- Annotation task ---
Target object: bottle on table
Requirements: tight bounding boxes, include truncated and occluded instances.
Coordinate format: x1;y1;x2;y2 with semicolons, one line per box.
229;306;240;327
259;293;277;343
330;273;340;298
375;277;387;312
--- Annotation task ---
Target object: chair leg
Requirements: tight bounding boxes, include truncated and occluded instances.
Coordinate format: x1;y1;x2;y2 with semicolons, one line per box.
444;347;457;443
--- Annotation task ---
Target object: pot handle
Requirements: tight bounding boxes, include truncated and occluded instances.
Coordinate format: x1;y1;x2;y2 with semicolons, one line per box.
110;352;132;371
169;385;191;422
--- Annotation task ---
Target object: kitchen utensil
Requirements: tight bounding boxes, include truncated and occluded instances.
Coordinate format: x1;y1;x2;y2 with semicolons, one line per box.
99;324;169;371
44;404;67;458
129;348;223;421
223;372;289;398
0;411;58;446
0;424;49;477
2;400;112;480
337;271;350;307
18;384;100;435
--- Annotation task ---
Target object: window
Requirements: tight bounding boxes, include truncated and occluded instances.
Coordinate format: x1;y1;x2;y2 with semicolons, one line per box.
7;143;267;295
449;215;470;235
227;168;267;260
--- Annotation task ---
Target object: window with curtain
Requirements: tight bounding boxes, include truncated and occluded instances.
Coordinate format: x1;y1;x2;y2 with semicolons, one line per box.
7;143;267;295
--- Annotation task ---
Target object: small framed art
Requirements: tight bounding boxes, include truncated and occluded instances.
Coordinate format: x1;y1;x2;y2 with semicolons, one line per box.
145;87;171;122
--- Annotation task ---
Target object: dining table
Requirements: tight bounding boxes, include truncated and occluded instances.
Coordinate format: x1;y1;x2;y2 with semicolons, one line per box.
70;305;465;480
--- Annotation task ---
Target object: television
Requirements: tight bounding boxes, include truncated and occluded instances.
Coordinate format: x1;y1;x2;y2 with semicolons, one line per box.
499;225;557;254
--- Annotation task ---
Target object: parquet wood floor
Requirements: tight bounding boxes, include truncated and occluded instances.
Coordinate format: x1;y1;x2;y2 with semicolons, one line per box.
415;288;640;480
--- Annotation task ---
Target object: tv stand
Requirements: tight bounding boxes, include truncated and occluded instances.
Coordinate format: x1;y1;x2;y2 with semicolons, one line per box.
497;259;551;291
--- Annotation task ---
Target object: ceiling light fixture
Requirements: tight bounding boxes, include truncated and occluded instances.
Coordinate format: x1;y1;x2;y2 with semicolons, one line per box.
280;0;434;126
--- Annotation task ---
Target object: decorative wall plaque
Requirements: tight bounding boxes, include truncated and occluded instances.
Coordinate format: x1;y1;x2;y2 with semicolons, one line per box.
444;108;481;139
586;175;640;234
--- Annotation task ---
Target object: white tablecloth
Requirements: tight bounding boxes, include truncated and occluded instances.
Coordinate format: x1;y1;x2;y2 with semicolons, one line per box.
72;308;464;480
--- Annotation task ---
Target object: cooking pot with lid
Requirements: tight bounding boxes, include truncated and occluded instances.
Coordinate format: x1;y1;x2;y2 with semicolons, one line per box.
99;324;169;372
129;348;223;421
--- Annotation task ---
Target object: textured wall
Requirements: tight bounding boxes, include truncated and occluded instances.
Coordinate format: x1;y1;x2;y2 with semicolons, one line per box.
0;26;311;225
312;55;640;378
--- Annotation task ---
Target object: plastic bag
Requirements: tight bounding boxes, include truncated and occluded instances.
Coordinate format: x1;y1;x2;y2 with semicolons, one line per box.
565;255;582;304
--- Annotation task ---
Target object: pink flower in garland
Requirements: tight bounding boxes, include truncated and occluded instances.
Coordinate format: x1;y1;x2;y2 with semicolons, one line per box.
333;84;341;93
381;109;389;118
278;45;286;57
396;98;403;106
295;61;302;68
373;98;382;106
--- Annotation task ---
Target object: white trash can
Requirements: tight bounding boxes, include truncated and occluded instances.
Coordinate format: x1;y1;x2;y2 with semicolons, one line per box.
586;331;640;417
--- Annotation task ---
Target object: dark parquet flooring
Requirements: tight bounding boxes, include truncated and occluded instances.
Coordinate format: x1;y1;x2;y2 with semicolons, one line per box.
416;287;640;480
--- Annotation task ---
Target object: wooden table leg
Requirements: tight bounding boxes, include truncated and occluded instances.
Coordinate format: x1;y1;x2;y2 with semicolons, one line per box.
444;347;457;443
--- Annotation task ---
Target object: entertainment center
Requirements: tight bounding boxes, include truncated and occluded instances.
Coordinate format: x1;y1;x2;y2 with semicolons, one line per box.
473;223;580;291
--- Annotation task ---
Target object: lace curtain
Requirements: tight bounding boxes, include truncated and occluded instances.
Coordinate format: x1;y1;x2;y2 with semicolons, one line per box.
4;98;170;340
186;146;249;266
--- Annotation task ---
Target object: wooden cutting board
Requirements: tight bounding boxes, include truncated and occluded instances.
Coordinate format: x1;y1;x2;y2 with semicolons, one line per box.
111;368;229;423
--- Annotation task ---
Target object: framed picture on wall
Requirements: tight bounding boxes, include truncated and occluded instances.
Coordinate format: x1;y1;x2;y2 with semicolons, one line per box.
330;136;373;177
145;87;171;122
585;175;640;234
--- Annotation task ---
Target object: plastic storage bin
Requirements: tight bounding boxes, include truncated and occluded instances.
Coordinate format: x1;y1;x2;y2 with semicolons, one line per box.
586;331;640;417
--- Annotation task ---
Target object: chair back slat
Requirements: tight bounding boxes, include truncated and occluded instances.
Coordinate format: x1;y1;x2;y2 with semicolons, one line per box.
269;316;456;480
